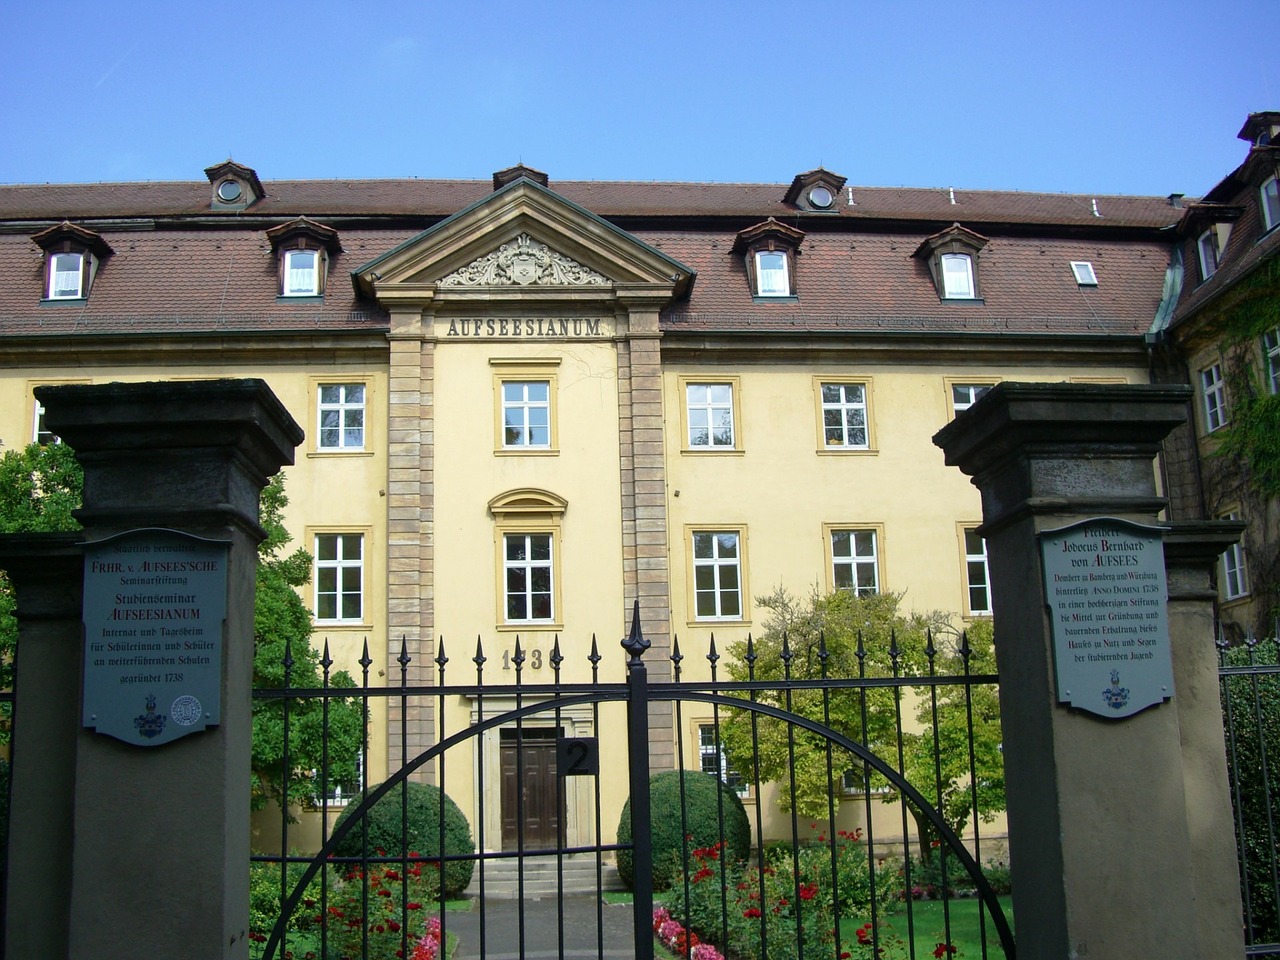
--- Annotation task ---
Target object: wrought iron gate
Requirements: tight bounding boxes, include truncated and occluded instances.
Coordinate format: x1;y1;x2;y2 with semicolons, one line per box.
254;605;1015;959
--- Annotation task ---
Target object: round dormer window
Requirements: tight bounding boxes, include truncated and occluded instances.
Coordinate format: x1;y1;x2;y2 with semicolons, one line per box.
808;185;834;209
217;179;243;203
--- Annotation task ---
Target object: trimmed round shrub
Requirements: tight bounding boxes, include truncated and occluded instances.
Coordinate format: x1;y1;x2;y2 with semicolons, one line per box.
332;780;475;897
616;770;751;891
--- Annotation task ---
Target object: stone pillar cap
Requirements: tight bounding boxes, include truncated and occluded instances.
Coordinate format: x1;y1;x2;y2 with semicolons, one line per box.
934;381;1192;479
36;379;304;479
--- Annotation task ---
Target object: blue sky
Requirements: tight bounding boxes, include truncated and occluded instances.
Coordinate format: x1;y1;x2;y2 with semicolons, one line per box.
1;0;1275;197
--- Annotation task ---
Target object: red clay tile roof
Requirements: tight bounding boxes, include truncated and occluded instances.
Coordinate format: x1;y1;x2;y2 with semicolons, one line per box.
0;177;1184;229
0;176;1177;341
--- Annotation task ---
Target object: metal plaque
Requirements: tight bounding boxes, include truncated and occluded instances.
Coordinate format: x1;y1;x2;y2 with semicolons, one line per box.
1040;518;1173;718
82;529;228;746
557;737;599;777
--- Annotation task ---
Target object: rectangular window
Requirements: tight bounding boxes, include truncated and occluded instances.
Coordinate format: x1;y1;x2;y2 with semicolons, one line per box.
317;383;365;451
32;399;58;445
1201;363;1227;433
49;252;84;299
755;250;790;296
322;751;364;806
1222;513;1249;601
1070;261;1098;285
941;253;974;298
820;382;869;449
692;531;742;620
504;532;554;622
284;249;320;296
1261;176;1280;233
1263;329;1280;396
502;381;551;448
951;383;992;414
315;533;363;623
1197;229;1220;281
831;529;879;595
964;528;992;615
698;723;747;797
686;383;736;448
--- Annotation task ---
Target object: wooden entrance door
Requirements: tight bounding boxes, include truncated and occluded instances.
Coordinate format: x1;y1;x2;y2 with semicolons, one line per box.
500;728;564;850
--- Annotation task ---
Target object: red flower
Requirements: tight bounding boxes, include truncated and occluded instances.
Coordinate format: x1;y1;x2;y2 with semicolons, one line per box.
388;920;401;932
856;923;873;945
377;888;391;897
743;907;762;918
692;867;714;883
406;902;422;910
933;944;957;958
799;882;819;901
248;931;267;943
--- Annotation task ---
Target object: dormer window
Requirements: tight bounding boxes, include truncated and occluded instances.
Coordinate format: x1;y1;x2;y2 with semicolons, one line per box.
265;217;342;300
285;249;320;296
49;252;85;299
783;168;847;213
915;223;988;301
31;221;112;303
1261;176;1280;233
204;159;264;210
755;250;790;296
733;218;805;299
1197;228;1221;280
941;253;975;299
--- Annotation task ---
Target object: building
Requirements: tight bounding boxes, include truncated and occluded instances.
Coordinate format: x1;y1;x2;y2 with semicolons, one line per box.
0;158;1183;849
1152;111;1280;641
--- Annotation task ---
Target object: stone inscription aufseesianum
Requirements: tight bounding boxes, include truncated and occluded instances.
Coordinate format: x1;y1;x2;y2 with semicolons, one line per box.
1040;518;1174;718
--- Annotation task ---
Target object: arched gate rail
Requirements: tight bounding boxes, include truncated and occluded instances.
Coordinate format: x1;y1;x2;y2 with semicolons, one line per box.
255;605;1014;960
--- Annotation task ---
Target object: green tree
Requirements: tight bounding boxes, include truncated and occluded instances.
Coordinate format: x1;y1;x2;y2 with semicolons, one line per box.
1221;639;1280;945
0;441;84;744
720;587;1004;859
250;474;363;812
0;444;362;809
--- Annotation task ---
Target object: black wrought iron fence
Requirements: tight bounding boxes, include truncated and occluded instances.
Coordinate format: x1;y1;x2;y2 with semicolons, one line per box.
251;606;1013;960
1220;627;1280;958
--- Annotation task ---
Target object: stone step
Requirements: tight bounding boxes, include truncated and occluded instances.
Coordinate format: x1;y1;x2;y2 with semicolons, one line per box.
465;856;629;899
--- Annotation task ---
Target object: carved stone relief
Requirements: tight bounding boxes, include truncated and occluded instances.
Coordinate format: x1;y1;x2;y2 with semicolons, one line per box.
440;233;609;287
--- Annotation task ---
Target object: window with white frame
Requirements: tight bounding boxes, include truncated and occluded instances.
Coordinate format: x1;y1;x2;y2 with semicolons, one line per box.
964;528;992;615
754;250;790;297
315;533;363;622
48;252;85;299
1222;512;1249;601
686;383;735;448
1263;329;1280;396
32;398;58;445
1201;363;1227;433
1261;176;1280;233
831;528;879;595
941;253;975;299
951;383;992;414
504;532;554;622
317;383;365;451
698;723;747;797
692;531;742;620
502;381;551;448
320;751;363;806
284;249;321;296
1070;261;1098;286
1197;229;1221;281
820;382;869;448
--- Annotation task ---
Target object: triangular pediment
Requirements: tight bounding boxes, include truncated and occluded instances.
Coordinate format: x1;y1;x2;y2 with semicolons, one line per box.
351;177;693;305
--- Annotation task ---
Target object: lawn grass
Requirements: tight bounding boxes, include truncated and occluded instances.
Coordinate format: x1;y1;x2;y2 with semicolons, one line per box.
840;896;1015;958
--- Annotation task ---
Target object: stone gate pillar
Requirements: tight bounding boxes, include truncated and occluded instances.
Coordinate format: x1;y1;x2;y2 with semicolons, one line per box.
1;380;301;960
934;382;1244;960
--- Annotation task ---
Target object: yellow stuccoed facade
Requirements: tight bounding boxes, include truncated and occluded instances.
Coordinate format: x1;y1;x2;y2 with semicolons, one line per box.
0;178;1154;861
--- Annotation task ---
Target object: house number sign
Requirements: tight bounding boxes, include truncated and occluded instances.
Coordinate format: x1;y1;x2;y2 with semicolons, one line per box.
1040;518;1173;719
82;529;227;746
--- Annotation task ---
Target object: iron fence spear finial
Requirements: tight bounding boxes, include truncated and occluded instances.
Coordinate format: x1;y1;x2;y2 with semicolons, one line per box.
621;599;649;662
